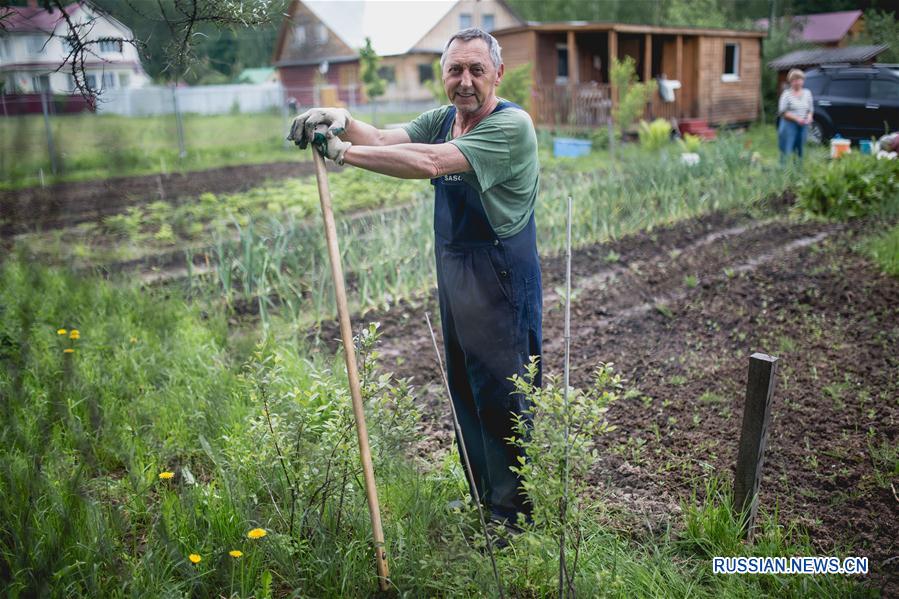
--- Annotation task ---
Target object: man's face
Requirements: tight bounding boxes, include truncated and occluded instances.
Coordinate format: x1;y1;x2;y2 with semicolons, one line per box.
442;38;504;115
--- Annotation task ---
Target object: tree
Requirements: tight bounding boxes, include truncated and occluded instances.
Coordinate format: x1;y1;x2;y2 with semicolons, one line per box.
663;0;728;28
498;63;534;112
359;37;386;103
610;56;656;139
859;9;899;64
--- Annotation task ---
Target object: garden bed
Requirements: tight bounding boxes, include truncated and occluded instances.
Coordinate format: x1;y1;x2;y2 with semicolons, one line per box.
313;209;898;592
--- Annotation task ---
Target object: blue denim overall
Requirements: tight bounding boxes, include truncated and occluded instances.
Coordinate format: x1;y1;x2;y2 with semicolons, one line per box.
431;101;542;521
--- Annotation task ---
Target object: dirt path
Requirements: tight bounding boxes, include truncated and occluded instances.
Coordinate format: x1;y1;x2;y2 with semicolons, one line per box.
0;160;332;236
315;210;898;590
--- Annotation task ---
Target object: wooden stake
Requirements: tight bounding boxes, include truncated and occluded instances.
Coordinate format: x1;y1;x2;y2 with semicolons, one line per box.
733;352;778;538
311;150;390;591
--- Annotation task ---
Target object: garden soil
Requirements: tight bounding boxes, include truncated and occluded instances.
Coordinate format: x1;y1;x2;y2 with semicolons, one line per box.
1;160;327;236
312;210;898;593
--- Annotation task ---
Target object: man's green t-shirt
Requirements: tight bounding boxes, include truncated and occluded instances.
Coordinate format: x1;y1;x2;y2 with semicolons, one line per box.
403;100;539;238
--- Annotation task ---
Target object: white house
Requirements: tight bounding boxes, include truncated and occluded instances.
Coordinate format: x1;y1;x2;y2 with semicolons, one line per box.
0;0;148;95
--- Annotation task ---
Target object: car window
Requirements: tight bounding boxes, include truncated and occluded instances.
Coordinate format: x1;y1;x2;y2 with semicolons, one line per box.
870;79;899;101
826;78;868;98
804;76;827;96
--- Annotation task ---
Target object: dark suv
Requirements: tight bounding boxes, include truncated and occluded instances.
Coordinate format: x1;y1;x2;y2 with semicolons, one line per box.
802;64;899;143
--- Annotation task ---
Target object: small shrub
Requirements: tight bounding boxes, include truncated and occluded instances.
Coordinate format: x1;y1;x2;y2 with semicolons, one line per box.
796;154;899;219
498;63;533;112
610;57;657;138
637;118;673;152
678;133;702;153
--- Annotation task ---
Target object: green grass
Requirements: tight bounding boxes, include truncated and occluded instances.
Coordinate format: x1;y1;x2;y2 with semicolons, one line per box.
0;259;869;597
862;223;899;276
0;110;426;189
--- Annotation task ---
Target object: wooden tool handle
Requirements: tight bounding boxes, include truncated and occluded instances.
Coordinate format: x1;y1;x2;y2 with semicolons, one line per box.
311;150;390;590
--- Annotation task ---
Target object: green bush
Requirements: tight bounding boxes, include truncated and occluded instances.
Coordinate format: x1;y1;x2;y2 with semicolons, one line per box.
498;63;533;112
678;133;702;153
796;154;899;219
610;56;657;138
863;223;899;276
637;118;672;152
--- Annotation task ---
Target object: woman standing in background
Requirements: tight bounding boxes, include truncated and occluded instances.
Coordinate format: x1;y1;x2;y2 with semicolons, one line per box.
777;69;814;167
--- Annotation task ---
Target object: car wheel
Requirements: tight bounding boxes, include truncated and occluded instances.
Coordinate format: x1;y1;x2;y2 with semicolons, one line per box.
808;121;826;144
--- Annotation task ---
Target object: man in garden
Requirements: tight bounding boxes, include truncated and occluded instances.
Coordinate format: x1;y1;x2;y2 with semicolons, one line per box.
287;28;542;530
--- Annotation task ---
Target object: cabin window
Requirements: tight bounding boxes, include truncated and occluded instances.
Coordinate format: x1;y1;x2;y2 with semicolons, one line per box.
378;66;396;83
317;23;328;44
556;44;568;81
459;13;472;29
31;74;50;92
482;14;495;31
722;42;740;82
99;39;123;53
119;72;130;87
293;25;306;47
418;63;434;84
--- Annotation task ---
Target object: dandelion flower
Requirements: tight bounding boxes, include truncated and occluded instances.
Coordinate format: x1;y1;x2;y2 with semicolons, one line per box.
130;337;138;344
228;550;243;558
57;328;67;335
158;471;175;480
188;553;201;564
69;330;80;340
247;528;267;539
63;348;75;354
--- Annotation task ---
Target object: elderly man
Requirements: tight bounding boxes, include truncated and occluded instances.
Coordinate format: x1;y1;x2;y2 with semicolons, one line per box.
289;28;541;528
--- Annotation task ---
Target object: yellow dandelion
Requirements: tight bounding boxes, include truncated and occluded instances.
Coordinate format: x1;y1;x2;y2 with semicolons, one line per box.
228;550;243;558
63;348;75;354
129;336;138;344
158;471;175;480
247;528;267;539
69;330;80;340
57;328;67;335
188;553;201;564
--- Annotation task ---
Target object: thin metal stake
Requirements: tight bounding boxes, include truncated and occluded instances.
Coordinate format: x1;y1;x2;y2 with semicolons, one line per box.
558;195;573;598
425;312;505;599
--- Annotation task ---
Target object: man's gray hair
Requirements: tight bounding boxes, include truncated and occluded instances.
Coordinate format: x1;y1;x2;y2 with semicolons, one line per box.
440;28;502;70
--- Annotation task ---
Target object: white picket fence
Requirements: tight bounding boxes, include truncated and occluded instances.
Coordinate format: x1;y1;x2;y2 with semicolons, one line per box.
95;83;285;116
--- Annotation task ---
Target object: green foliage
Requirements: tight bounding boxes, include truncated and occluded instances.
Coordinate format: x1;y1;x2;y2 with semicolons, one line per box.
610;56;657;138
359;37;386;102
664;0;727;28
637;118;673;152
424;59;445;104
678;133;702;153
862;223;899;277
859;9;899;64
761;20;812;120
796;154;899;219
498;63;533;112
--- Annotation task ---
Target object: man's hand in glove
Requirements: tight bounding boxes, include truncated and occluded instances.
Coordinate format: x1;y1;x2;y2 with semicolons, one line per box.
287;107;352;149
310;124;352;165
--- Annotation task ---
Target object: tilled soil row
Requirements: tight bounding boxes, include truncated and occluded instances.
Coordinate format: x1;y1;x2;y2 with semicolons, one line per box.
311;210;897;591
1;160;329;236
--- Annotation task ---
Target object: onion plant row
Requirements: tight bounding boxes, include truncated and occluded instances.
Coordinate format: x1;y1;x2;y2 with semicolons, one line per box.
205;135;793;327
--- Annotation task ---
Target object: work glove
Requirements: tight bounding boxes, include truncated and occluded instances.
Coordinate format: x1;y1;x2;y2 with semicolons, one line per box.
288;107;352;149
311;124;352;166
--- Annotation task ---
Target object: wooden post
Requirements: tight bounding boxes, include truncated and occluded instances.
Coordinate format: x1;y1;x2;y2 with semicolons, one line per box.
643;34;652;119
733;352;778;537
675;35;683;118
608;30;618;105
567;29;578;128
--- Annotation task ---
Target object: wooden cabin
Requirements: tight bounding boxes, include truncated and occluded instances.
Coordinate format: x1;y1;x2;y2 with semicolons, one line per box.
492;22;765;129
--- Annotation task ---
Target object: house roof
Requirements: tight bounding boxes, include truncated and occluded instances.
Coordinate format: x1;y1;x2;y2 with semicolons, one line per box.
1;2;83;34
755;10;863;44
235;67;277;84
494;21;765;39
303;0;456;56
768;44;888;70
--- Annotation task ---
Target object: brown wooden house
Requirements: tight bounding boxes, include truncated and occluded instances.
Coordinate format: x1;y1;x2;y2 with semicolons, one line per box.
492;22;765;128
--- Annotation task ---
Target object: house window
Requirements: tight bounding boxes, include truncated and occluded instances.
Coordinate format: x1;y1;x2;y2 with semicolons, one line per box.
418;63;434;84
317;23;328;44
102;72;116;88
482;14;495;31
99;39;123;53
722;42;740;82
31;75;50;92
86;73;97;89
293;25;306;46
119;72;130;87
556;44;568;80
377;66;395;83
459;13;472;29
27;35;46;54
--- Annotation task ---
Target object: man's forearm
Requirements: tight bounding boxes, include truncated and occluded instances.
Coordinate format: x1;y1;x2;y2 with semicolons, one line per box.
343;143;440;179
342;119;392;146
